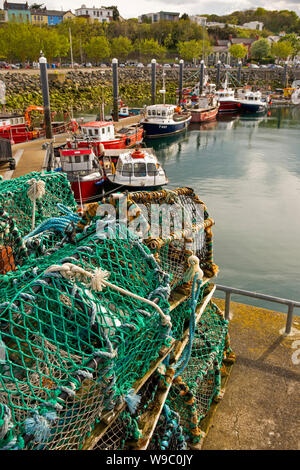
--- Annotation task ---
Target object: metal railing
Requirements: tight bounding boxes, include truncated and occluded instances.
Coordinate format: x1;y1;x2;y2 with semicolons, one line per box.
215;284;300;335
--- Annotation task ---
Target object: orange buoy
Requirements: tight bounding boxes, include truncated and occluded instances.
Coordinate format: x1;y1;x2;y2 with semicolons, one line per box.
0;246;15;274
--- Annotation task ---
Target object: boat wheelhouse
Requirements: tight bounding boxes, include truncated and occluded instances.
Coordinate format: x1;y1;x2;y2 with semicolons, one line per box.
59;147;105;203
238;90;268;114
104;147;168;190
142;104;191;138
77;121;143;153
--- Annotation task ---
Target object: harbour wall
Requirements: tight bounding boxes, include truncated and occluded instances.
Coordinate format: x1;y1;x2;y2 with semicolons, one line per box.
1;68;300;112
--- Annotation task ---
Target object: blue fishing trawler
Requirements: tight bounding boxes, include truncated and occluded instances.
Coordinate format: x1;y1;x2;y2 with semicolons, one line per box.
141;104;191;138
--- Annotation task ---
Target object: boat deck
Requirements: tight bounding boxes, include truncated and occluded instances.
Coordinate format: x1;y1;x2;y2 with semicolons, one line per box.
203;298;300;450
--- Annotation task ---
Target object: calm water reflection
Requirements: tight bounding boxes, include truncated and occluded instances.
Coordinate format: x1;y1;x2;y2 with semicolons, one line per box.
147;107;300;310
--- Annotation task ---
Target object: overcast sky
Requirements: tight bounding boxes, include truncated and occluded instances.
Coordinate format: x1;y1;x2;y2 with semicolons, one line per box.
40;0;300;18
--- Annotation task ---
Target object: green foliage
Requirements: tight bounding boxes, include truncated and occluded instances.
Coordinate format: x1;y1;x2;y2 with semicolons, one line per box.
177;39;212;61
204;7;300;34
271;40;294;59
279;33;300;55
136;39;166;60
229;43;248;59
250;38;271;60
111;36;133;61
84;36;111;63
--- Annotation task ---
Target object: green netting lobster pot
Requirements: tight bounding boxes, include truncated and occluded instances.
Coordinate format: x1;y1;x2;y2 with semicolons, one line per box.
128;188;219;290
0;226;173;450
0;171;76;238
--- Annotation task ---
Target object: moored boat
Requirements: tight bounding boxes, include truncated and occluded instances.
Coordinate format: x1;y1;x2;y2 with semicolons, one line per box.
103;147;168;190
188;95;219;123
215;88;240;113
238;90;268;114
76;121;144;155
59;147;106;203
141;104;191;138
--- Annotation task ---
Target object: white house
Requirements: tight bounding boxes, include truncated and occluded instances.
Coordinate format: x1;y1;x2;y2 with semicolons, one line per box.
242;21;264;31
189;15;206;26
75;4;113;22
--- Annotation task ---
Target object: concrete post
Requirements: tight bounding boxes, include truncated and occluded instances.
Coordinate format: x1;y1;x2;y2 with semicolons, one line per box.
179;59;184;104
151;59;156;105
112;58;119;122
216;60;221;89
39;53;52;139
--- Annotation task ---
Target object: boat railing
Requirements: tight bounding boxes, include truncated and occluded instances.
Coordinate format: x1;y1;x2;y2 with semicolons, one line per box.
215;284;300;335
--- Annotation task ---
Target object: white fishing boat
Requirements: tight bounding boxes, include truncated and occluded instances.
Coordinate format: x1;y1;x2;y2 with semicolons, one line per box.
103;147;168;190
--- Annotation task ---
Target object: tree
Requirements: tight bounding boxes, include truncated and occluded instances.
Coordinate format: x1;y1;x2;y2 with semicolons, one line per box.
136;39;166;60
271;41;294;60
111;36;133;61
84;36;111;63
106;6;120;22
250;38;271;60
229;44;248;60
177;39;211;61
279;33;300;55
30;3;46;9
180;14;189;21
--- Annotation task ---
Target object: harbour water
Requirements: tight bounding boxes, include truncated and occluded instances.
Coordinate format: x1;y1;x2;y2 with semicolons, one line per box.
75;106;300;311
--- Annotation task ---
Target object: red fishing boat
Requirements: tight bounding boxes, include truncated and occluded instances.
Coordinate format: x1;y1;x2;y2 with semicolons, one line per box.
75;121;144;155
59;147;106;203
188;96;219;123
0;107;79;144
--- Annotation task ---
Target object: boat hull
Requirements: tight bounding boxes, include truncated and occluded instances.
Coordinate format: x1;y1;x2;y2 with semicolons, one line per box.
218;101;240;113
76;128;144;154
70;178;105;203
190;106;218;123
239;103;267;114
106;179;166;192
142;118;191;138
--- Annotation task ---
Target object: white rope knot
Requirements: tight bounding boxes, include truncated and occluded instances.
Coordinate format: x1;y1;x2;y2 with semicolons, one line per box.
45;263;110;292
27;179;46;202
165;189;179;204
183;255;204;283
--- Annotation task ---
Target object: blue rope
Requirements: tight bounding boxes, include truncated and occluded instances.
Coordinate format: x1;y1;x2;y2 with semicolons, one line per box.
174;274;202;378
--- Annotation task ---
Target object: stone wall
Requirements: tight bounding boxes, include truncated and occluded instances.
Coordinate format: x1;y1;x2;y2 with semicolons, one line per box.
1;68;300;112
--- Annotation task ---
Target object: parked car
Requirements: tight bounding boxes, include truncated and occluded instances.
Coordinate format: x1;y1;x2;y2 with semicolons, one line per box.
223;64;231;69
119;63;125;67
173;63;179;68
249;64;259;69
100;63;107;68
136;63;144;68
163;63;171;68
10;64;20;69
85;62;93;68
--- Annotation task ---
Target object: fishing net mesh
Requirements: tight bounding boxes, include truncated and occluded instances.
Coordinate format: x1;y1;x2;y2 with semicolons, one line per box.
0;171;76;238
167;301;228;443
